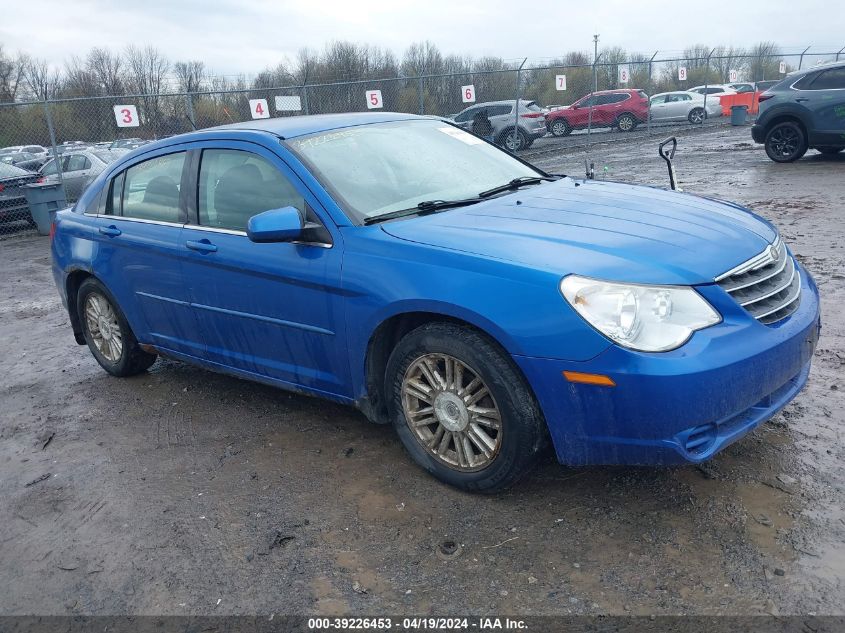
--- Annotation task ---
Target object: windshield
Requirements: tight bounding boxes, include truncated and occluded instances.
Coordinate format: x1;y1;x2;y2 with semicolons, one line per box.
287;119;541;223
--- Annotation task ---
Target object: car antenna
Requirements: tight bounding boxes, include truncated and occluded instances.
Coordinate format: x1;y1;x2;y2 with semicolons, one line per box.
658;137;682;191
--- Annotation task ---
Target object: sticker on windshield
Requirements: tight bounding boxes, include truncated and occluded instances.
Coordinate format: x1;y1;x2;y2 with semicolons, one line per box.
437;127;484;145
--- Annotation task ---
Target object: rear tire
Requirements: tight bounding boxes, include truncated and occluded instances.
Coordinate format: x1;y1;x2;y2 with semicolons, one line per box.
550;119;572;137
616;113;637;132
764;121;808;163
386;322;547;493
688;107;706;124
77;277;157;377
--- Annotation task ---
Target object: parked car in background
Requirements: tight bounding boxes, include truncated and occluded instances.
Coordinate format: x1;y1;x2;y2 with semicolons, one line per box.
109;138;144;150
0;162;41;226
754;80;781;92
51;113;820;492
1;144;49;162
688;85;738;97
40;149;116;201
545;89;649;136
752;61;845;162
0;151;47;171
649;91;723;124
727;82;756;93
451;100;547;150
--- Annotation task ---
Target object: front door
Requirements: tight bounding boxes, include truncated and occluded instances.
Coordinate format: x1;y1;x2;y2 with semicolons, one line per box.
178;143;349;398
804;66;845;145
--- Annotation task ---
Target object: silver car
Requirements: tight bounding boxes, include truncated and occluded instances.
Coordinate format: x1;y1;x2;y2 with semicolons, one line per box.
451;100;547;150
649;91;723;124
39;149;117;202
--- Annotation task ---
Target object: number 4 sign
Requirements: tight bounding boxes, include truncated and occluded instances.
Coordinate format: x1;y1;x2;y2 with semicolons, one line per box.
366;90;383;109
113;105;139;128
555;74;567;91
461;85;476;103
249;98;270;119
678;67;687;81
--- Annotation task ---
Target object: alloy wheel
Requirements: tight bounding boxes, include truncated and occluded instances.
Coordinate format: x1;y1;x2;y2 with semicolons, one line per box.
84;292;123;362
401;353;502;472
769;126;800;158
689;109;705;124
618;115;634;131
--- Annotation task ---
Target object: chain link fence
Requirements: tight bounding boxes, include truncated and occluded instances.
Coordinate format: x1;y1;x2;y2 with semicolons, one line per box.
2;47;842;238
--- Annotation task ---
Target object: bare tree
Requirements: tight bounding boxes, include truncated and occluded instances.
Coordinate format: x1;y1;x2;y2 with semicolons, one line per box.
174;60;206;93
123;45;170;94
20;55;61;100
747;42;782;81
87;48;124;95
63;55;99;97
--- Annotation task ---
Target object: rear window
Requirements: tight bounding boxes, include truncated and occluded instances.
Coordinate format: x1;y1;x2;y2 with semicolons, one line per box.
524;101;543;112
793;72;818;90
637;91;648;99
809;67;845;90
0;162;29;177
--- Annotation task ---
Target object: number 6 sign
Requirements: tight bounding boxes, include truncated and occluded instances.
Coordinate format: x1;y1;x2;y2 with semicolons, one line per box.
461;84;476;103
366;90;383;109
113;105;139;128
249;98;270;119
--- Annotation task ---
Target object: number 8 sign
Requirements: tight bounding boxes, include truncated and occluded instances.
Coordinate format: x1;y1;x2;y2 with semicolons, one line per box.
461;85;476;103
113;105;139;128
366;90;383;109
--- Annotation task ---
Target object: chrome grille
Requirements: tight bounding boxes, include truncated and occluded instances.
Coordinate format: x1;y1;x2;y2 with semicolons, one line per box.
715;237;801;325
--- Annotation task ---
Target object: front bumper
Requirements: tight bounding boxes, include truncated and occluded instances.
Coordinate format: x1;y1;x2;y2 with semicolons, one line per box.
514;262;820;466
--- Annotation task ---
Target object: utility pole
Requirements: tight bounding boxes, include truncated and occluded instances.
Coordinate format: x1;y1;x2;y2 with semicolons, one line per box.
593;34;600;92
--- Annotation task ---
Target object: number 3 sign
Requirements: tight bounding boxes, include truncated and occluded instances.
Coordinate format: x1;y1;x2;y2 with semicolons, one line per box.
461;85;476;103
366;90;383;109
113;105;139;128
249;98;270;119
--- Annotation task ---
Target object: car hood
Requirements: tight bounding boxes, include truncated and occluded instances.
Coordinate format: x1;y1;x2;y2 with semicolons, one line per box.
380;178;777;285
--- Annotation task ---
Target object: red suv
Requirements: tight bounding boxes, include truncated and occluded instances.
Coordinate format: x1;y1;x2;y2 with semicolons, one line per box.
546;89;649;136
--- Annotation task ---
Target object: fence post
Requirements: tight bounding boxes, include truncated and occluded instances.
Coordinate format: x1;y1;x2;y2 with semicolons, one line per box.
511;58;527;151
702;48;715;113
418;75;425;115
836;45;844;62
647;51;658;136
301;84;310;115
798;46;810;70
185;93;196;130
42;100;66;200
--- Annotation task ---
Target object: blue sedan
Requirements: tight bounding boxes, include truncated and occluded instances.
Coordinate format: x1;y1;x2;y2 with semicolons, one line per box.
50;112;821;492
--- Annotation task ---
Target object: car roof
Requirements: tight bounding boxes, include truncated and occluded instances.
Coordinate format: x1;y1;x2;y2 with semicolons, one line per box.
652;90;700;97
208;111;423;139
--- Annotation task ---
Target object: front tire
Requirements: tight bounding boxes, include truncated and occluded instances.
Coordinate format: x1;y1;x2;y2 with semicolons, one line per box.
616;113;637;132
550;119;572;137
764;121;808;163
386;323;547;493
499;127;528;151
77;277;157;377
688;107;706;124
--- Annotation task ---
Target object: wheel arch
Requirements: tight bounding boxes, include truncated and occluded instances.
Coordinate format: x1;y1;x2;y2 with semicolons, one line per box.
65;268;94;345
358;309;533;426
760;110;809;138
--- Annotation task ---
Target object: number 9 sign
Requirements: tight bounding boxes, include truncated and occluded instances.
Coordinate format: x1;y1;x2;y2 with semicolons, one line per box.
461;85;476;103
113;105;139;128
366;90;383;109
678;67;687;81
249;98;270;119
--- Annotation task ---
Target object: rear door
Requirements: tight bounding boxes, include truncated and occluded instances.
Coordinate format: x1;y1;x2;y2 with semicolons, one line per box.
178;142;349;397
804;66;845;145
90;149;201;356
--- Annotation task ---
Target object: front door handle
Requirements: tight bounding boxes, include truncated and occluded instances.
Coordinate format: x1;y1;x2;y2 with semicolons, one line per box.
98;225;121;237
795;98;810;102
185;239;217;253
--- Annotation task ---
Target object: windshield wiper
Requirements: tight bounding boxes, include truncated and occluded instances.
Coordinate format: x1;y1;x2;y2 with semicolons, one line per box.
477;175;560;198
362;197;483;225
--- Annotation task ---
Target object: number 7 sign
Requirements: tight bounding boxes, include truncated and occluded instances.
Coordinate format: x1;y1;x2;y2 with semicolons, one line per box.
113;105;139;128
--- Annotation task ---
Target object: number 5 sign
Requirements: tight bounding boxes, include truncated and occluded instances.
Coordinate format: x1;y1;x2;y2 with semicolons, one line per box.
113;105;139;128
366;90;383;109
678;67;687;81
461;84;476;103
249;98;270;119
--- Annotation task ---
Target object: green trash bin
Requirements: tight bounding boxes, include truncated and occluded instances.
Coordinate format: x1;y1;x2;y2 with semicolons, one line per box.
24;182;67;236
730;105;749;126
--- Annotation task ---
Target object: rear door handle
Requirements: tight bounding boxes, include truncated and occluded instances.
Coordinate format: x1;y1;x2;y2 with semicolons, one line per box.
98;225;121;237
185;239;217;253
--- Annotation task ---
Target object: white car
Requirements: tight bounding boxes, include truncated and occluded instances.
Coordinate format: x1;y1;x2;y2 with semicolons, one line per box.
688;84;738;97
1;144;49;162
649;91;723;124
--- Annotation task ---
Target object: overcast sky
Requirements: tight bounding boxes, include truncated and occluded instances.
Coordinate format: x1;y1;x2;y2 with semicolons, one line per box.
3;0;843;76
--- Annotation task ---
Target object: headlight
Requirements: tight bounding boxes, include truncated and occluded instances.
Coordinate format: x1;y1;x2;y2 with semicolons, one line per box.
560;275;721;352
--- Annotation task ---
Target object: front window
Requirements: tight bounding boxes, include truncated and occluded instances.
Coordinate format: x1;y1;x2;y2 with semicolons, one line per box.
287;120;540;223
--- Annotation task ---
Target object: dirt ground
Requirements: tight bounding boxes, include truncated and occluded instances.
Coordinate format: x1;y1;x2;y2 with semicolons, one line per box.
0;124;843;617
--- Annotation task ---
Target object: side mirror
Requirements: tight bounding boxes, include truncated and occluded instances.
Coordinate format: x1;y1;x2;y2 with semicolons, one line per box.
247;206;303;243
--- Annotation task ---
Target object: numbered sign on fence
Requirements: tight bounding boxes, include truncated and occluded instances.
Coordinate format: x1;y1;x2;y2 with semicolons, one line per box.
729;69;738;82
678;67;687;81
113;105;139;128
779;61;787;74
555;74;567;91
618;66;629;84
461;84;476;103
275;95;302;112
249;99;270;119
366;90;383;109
